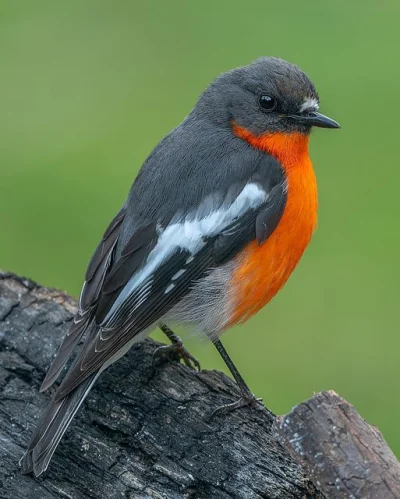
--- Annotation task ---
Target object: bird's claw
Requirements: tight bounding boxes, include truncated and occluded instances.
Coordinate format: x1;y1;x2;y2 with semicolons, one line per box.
210;394;266;419
152;343;201;371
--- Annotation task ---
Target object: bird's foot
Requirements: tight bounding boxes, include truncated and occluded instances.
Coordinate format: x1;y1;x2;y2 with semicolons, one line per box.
152;342;201;371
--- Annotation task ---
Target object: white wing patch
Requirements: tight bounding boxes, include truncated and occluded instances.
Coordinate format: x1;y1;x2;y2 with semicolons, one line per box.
102;183;268;324
300;97;319;113
164;283;175;294
171;269;186;280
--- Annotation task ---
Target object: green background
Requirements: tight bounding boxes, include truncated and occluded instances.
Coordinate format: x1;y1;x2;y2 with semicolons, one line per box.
1;1;399;456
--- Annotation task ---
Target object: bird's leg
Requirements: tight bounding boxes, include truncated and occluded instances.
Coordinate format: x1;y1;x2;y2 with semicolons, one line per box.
211;338;272;418
152;323;201;371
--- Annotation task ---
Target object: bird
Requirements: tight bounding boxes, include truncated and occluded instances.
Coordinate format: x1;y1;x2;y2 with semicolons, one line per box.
20;56;339;477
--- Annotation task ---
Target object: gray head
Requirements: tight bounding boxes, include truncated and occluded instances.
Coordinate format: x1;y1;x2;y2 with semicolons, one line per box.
195;57;339;135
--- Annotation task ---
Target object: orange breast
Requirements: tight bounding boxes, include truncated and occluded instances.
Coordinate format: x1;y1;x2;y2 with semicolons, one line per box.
227;126;318;326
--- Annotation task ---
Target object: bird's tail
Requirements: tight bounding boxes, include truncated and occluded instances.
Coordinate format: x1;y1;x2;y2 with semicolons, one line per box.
20;372;98;477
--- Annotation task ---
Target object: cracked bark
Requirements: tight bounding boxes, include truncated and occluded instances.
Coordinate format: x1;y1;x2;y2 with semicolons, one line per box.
0;271;399;499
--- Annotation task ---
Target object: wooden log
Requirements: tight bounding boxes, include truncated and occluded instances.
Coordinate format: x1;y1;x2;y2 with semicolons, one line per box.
0;271;398;498
275;390;400;499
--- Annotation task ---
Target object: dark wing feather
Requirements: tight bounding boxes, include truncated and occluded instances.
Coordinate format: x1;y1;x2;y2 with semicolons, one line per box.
81;206;127;306
214;183;286;262
255;183;287;244
55;245;213;399
54;181;287;400
95;223;158;324
40;206;126;391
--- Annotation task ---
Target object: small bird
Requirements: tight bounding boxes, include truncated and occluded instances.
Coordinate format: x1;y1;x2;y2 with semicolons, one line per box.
20;57;339;476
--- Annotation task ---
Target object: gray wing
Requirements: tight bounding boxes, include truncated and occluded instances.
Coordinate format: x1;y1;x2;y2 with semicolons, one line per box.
40;205;126;391
54;176;286;400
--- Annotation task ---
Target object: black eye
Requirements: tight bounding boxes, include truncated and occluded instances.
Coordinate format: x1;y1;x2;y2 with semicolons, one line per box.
259;95;276;111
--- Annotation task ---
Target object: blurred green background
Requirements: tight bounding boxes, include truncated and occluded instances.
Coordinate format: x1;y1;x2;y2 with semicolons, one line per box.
1;0;399;456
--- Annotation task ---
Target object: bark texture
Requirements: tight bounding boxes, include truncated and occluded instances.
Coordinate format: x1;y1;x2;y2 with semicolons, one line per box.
275;391;400;499
0;271;398;499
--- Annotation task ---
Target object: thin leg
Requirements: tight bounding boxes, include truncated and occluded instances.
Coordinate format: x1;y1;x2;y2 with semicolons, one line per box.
211;338;267;418
160;324;185;347
153;323;201;371
213;339;253;397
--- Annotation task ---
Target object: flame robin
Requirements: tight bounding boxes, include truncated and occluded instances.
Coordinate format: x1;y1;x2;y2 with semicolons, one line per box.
20;57;339;476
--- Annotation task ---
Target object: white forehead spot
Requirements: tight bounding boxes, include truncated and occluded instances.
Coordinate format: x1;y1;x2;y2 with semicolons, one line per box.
300;97;319;113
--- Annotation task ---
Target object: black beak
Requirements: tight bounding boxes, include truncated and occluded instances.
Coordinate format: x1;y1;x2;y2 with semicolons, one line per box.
289;111;340;129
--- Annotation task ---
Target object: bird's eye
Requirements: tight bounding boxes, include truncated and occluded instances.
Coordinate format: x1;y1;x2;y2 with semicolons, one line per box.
259;95;276;111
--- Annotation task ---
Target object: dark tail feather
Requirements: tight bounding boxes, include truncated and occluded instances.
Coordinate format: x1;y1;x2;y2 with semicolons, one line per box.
20;372;98;477
40;316;93;392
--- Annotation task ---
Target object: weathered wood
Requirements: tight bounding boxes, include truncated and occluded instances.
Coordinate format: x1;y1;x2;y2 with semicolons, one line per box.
0;272;322;499
275;391;400;499
0;271;398;499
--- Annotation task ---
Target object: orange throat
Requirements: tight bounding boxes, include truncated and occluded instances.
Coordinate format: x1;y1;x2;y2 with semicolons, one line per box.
228;124;318;326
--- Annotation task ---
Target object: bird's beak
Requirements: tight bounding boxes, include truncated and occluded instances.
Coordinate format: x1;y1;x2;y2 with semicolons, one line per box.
289;111;340;129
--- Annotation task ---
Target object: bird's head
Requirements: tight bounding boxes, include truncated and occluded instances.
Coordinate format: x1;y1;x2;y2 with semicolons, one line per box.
196;57;339;136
